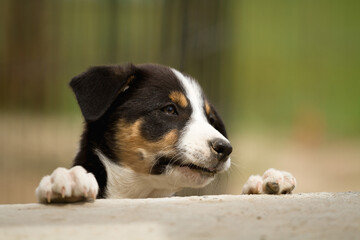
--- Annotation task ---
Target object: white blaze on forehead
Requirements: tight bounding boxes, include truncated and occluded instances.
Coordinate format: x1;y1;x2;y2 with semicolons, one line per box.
171;69;207;121
171;68;230;166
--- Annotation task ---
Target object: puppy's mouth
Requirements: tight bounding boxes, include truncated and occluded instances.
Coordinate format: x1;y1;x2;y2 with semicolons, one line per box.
151;157;217;175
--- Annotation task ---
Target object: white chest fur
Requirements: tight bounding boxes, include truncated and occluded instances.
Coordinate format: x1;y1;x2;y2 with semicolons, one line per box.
95;149;180;199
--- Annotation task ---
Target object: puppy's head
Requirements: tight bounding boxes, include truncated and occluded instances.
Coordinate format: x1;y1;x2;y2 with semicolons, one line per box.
70;64;232;189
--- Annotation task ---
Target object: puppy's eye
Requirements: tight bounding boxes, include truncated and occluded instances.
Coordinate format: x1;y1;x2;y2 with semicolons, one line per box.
209;114;216;126
162;104;178;115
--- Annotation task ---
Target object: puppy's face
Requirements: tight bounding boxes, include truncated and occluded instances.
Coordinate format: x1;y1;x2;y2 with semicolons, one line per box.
71;64;232;189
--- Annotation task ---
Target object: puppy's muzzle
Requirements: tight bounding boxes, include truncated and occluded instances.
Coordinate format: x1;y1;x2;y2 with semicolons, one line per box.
210;138;233;162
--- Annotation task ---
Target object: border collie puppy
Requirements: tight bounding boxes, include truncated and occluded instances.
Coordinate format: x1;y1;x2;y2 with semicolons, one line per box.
36;63;233;202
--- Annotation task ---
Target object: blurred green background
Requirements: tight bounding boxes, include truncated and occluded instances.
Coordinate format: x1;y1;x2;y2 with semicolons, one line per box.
1;0;359;203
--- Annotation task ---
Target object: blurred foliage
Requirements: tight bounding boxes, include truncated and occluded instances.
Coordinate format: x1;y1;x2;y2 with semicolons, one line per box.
231;1;360;137
1;0;360;137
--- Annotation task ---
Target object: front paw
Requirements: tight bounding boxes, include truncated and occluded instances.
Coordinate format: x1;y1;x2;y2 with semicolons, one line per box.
242;168;296;195
242;175;263;194
35;166;99;203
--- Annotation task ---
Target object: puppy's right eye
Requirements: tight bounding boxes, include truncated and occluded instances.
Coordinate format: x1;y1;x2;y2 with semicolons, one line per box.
161;104;178;115
209;115;215;126
208;113;216;126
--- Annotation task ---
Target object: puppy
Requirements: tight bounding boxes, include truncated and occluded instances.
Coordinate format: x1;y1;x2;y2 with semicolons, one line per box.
36;63;233;202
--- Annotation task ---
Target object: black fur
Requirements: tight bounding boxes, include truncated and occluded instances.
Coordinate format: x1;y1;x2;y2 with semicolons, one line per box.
207;103;227;138
70;64;136;122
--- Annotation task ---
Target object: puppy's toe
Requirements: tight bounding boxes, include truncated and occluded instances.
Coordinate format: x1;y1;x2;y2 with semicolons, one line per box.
242;175;263;194
279;171;296;194
87;173;99;199
70;166;90;197
35;175;52;203
51;167;73;198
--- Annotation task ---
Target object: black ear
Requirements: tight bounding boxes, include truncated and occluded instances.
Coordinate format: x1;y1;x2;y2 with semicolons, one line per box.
70;64;136;122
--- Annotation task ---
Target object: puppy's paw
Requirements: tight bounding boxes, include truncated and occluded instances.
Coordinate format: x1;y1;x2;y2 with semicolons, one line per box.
242;175;263;194
242;168;296;195
35;166;99;203
262;168;296;194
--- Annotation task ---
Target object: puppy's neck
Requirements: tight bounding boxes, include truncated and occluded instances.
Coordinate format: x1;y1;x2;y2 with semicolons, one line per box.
95;149;180;199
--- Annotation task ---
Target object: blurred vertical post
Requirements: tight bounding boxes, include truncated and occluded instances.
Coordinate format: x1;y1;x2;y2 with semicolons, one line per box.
3;0;47;111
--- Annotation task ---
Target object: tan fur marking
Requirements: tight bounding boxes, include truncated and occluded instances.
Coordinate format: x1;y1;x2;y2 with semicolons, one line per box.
118;75;135;94
115;119;178;174
169;91;188;108
127;75;135;84
205;101;211;115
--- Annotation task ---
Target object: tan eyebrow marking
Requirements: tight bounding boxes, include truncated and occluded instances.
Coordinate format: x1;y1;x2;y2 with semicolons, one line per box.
169;91;188;108
205;100;211;115
118;75;135;94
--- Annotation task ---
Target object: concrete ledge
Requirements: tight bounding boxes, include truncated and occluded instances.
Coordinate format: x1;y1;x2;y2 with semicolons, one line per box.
1;192;359;240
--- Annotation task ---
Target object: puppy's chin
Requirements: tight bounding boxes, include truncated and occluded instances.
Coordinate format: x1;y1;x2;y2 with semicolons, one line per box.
166;165;216;188
150;156;231;189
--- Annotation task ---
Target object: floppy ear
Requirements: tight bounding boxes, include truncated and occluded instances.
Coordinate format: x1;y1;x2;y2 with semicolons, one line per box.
69;64;136;122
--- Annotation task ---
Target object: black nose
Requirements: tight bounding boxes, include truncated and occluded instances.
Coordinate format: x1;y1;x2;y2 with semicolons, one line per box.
210;138;233;161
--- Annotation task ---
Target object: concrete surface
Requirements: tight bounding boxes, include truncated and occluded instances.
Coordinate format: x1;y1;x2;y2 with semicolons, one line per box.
0;192;359;240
